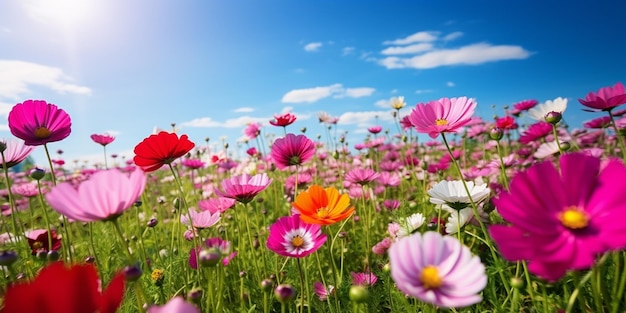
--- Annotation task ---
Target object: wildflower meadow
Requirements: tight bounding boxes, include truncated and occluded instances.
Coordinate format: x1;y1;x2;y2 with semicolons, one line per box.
2;83;626;313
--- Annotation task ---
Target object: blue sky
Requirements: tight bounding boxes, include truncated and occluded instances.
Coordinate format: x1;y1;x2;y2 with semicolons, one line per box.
1;0;625;167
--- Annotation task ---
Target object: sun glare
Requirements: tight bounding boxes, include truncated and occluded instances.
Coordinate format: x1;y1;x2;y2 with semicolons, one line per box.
24;0;95;28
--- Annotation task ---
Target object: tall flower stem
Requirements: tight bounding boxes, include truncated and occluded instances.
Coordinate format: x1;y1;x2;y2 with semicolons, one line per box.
1;153;27;251
242;202;262;283
314;252;335;313
551;125;565;155
495;141;510;190
566;254;608;313
35;179;54;252
111;218;148;312
42;144;57;186
102;145;109;169
607;110;626;162
296;258;310;313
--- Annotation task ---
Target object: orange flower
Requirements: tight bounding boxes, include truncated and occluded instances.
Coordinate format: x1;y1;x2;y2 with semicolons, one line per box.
292;185;354;225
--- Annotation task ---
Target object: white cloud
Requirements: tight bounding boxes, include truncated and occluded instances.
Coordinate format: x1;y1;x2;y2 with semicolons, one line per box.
0;60;92;103
234;107;254;113
304;42;322;52
342;47;355;55
374;99;389;108
383;31;439;45
447;81;455;87
338;110;396;127
181;116;267;128
443;32;463;41
416;89;434;94
378;43;531;69
282;84;375;103
381;43;434;55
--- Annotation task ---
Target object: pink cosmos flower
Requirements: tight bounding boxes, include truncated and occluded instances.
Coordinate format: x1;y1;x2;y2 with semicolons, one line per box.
509;99;538;116
519;122;553;144
313;282;335;301
270;112;297;127
215;173;272;204
489;153;626;281
368;126;383;134
270;133;315;170
578;82;626;112
583;116;612;129
90;133;115;146
181;209;220;229
408;97;476;139
495;116;518;130
8;100;72;146
344;168;380;186
0;139;36;168
243;122;262;140
45;169;146;222
147;297;200;313
266;214;327;258
351;272;378;286
197;197;236;214
181;158;206;170
389;231;487;308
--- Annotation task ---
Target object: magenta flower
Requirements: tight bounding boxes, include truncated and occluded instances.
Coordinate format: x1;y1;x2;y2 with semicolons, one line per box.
0;139;36;168
181;158;206;170
389;231;487;308
197;197;236;214
243;122;262;140
367;126;383;134
519;121;553;144
489;153;626;281
90;133;115;146
147;297;200;313
270;133;316;170
313;282;334;301
350;272;378;286
215;173;272;204
45;169;146;222
181;209;220;229
266;214;327;258
583;116;612;129
509;99;538;116
579;82;626;112
8;100;72;146
408;97;476;139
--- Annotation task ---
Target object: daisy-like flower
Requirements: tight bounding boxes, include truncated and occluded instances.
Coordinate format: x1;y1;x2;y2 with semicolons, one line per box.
344;168;380;186
26;229;61;255
181;209;220;229
215;173;272;204
390;96;406;110
45;169;146;222
2;262;125;313
197;197;236;214
388;231;487;308
270;133;316;170
266;214;327;258
490;153;626;281
8;100;72;146
428;180;490;211
527;97;568;122
519;121;553;144
351;272;378;286
396;213;426;238
533;141;561;159
579;82;626;112
292;185;355;225
90;133;115;146
313;282;335;301
270;112;297;127
133;131;195;172
445;207;474;234
147;297;200;313
408;97;476;139
0;139;36;169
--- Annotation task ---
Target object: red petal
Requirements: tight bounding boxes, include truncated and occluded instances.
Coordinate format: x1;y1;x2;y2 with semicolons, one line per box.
99;272;126;313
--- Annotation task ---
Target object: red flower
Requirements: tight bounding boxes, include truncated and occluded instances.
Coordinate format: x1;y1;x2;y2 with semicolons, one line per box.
269;113;297;127
1;262;125;313
495;116;518;130
133;132;195;172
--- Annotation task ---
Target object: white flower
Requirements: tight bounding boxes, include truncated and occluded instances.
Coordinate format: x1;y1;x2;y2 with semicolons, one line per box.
445;207;474;234
428;180;490;210
396;213;426;238
390;96;406;110
527;97;568;121
533;141;561;159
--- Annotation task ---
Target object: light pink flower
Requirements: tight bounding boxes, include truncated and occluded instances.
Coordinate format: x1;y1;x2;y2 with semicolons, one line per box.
181;209;220;229
313;281;335;301
215;173;272;204
147;297;200;313
0;139;36;168
408;97;476;139
90;133;115;146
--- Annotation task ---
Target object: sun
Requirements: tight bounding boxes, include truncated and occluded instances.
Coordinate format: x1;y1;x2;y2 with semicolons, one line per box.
23;0;95;28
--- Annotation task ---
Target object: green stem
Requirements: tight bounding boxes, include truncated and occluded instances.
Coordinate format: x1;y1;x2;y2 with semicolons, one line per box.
566;254;609;313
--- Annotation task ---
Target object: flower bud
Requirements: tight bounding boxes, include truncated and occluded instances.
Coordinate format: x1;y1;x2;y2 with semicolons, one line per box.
349;285;369;303
36;250;47;260
489;127;504;141
47;250;60;261
147;218;158;228
559;141;571;151
198;248;222;267
123;265;143;281
260;279;274;293
173;198;181;210
30;168;46;180
274;284;297;303
0;141;6;153
544;111;562;124
85;256;96;263
511;277;524;289
188;288;203;305
0;250;18;266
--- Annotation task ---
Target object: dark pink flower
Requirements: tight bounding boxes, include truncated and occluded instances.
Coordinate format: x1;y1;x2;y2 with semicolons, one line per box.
8;100;72;146
519;121;553;144
270;133;315;170
182;158;206;170
495;116;518;130
579;82;626;111
510;99;538;116
368;126;383;134
243;122;262;140
583;116;612;129
490;153;626;281
270;113;297;127
90;133;115;146
313;282;335;301
409;97;476;139
350;272;378;286
266;214;327;258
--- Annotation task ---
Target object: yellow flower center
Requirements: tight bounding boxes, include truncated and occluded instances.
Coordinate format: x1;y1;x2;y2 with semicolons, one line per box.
317;208;330;219
32;241;44;250
291;235;304;248
420;265;443;289
560;207;588;229
34;127;51;139
435;119;448;126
